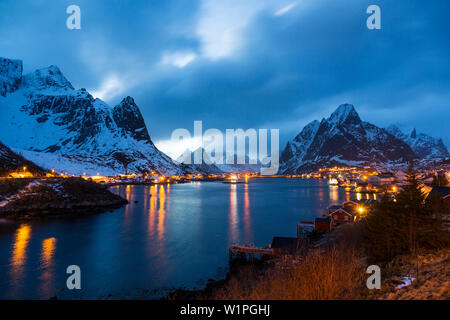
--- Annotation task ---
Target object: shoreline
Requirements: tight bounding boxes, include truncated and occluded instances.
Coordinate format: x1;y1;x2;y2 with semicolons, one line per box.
0;177;128;220
0;200;127;220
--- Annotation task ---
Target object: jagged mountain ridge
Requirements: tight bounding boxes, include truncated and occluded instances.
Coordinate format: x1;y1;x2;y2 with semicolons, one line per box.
177;148;223;175
177;148;261;174
280;104;418;174
386;125;449;159
0;57;183;176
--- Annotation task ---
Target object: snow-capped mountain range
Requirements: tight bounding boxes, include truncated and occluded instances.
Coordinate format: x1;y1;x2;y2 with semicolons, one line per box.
2;57;447;177
385;125;449;159
0;57;183;176
176;148;223;175
279;104;445;174
177;148;261;174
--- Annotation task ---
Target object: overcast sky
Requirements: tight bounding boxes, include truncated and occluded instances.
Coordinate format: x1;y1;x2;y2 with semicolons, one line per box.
1;0;449;158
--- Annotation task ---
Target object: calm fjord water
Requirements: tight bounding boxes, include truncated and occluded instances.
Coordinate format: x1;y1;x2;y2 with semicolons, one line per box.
0;178;350;299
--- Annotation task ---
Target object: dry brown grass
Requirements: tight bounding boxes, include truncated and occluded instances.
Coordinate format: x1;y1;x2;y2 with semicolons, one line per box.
377;248;450;300
212;246;367;300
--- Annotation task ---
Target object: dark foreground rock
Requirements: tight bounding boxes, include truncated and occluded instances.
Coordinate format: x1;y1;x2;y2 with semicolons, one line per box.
0;177;127;219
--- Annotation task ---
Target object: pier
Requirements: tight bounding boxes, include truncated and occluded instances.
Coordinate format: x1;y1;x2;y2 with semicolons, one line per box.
229;245;273;261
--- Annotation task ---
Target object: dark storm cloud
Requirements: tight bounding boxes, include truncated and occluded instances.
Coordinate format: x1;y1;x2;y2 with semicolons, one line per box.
0;0;449;151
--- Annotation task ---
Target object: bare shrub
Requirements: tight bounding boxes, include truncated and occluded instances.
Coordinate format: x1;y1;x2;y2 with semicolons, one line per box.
213;246;366;300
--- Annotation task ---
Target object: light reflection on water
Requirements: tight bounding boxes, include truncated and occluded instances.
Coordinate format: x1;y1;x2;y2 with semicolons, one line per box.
0;178;351;299
243;183;252;243
39;237;57;298
9;224;31;297
329;185;339;203
228;184;238;243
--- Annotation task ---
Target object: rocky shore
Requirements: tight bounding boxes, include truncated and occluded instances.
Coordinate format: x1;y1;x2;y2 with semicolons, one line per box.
0;177;127;219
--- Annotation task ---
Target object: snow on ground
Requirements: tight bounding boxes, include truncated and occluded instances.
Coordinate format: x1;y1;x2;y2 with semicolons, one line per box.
13;149;122;176
0;179;40;207
396;276;416;290
379;249;450;300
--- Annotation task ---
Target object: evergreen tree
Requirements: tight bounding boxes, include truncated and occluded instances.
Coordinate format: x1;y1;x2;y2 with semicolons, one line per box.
394;163;427;256
363;162;449;262
362;193;406;261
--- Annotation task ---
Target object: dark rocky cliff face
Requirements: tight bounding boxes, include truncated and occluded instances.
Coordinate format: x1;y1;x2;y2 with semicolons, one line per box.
0;57;22;97
113;96;152;142
21;89;116;153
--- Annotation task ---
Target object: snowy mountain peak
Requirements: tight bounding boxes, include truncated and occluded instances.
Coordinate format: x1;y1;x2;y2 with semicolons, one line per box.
410;128;417;139
22;65;74;92
113;96;151;142
328;103;360;125
385;124;404;138
293;120;320;143
279;104;417;173
0;57;23;97
0;58;184;176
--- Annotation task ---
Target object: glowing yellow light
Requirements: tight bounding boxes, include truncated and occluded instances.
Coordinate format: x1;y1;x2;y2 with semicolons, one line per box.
392;186;397;192
358;207;365;214
10;170;34;178
11;224;31;268
41;237;56;267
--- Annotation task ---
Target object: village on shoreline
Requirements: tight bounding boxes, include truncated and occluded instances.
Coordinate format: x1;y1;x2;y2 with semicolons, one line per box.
1;161;449;219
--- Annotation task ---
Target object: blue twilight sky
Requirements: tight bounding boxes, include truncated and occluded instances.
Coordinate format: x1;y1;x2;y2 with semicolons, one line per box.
0;0;449;158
